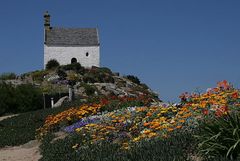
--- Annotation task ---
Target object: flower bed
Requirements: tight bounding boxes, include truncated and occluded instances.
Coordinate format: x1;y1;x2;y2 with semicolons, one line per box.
38;80;240;160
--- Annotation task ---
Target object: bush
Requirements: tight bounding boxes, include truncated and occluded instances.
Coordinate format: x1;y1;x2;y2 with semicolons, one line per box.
39;130;196;161
0;72;16;80
31;70;48;82
46;59;60;70
81;83;96;96
0;103;77;148
196;112;240;160
0;83;43;116
83;68;115;83
126;75;141;85
57;68;67;80
61;63;84;74
97;67;113;75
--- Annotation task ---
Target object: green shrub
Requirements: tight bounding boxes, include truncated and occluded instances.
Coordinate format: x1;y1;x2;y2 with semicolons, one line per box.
126;75;141;85
46;59;60;70
83;73;96;83
39;130;196;161
83;69;115;84
196;112;240;160
0;104;77;148
0;72;16;80
97;67;113;75
81;83;96;96
61;63;84;74
31;70;48;82
57;68;67;80
0;83;43;116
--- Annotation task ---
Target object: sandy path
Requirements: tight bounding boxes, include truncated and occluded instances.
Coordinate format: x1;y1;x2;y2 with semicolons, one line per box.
0;140;42;161
0;114;18;122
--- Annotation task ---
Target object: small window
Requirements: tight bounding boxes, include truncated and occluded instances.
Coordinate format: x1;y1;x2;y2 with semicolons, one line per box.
86;52;89;57
71;58;77;64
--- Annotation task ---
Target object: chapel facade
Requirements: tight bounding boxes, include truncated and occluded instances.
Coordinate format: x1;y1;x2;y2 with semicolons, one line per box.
43;11;100;68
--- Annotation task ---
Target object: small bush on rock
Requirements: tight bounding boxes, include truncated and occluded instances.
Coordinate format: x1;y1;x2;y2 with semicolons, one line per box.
46;59;60;70
126;75;141;85
0;72;16;80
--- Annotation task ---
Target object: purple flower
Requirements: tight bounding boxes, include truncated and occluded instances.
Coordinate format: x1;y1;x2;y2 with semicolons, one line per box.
63;117;100;133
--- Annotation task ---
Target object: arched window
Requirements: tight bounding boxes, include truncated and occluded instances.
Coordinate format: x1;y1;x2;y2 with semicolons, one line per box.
86;52;89;57
71;58;77;64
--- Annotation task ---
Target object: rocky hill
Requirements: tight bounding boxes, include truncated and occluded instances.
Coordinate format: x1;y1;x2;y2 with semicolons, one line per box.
16;63;160;106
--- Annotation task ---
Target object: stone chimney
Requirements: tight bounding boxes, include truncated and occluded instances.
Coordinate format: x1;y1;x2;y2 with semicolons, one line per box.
44;11;51;31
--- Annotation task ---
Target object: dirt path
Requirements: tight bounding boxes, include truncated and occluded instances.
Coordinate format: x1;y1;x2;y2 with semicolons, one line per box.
0;114;18;122
0;140;42;161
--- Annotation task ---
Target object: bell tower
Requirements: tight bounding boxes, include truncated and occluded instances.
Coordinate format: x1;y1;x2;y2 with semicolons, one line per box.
44;11;51;31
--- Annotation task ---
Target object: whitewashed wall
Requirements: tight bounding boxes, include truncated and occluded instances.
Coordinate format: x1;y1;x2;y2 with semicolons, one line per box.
44;45;100;68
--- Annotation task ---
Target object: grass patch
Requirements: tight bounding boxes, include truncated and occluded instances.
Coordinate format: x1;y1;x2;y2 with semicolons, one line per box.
0;104;77;148
39;131;196;161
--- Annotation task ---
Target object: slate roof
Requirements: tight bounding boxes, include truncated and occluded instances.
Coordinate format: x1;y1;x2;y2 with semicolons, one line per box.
45;27;99;46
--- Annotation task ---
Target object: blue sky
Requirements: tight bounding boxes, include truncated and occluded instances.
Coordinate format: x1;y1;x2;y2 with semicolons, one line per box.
0;0;240;102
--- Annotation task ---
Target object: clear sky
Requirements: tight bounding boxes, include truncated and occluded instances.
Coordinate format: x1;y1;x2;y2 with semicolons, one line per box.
0;0;240;102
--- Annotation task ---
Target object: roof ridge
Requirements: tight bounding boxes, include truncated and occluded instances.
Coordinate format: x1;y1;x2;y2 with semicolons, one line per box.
45;26;99;46
51;27;97;30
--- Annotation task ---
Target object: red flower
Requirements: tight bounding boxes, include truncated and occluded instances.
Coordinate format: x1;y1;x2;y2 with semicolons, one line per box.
215;106;229;117
101;98;109;105
202;109;209;115
232;92;238;99
217;80;230;90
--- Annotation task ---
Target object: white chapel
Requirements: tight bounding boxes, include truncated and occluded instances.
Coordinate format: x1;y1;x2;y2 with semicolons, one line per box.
43;11;100;68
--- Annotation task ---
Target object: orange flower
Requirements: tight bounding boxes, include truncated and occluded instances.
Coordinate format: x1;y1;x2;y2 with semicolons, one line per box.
176;125;182;129
146;112;152;117
143;122;150;127
179;119;185;123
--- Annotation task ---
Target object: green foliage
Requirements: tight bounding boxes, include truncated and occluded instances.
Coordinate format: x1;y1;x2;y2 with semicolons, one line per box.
39;131;195;161
126;75;141;85
81;83;96;96
97;67;113;75
0;72;16;80
0;104;76;148
196;112;240;160
46;59;60;70
83;67;114;83
31;70;48;82
61;63;84;74
57;68;67;80
0;83;43;116
82;73;96;83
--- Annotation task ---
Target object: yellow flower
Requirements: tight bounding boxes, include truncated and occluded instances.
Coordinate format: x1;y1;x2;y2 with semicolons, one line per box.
72;144;79;149
148;132;158;138
133;137;141;142
75;128;81;132
143;129;151;134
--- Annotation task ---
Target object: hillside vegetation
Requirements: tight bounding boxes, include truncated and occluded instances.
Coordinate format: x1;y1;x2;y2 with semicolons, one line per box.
0;63;159;116
1;65;240;160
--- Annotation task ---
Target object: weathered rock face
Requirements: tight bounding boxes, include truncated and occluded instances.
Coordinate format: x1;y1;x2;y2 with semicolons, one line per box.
73;74;160;102
11;66;160;103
